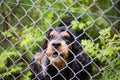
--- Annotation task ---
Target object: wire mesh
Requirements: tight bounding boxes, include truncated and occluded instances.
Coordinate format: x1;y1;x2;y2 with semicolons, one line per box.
0;0;120;80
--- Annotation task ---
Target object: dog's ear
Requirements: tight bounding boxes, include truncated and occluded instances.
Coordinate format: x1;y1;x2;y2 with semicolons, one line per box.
59;17;81;28
30;57;41;73
71;31;84;55
42;29;53;49
42;38;48;50
59;17;73;27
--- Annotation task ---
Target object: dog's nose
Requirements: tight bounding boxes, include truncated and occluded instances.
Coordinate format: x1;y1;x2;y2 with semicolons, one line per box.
52;42;61;48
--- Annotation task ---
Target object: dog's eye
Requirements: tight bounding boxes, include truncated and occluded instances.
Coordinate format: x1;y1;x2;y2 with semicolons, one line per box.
49;35;55;39
63;36;70;40
62;36;70;44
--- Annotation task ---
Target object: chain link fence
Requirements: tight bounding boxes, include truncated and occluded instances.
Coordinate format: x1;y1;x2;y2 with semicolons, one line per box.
0;0;120;80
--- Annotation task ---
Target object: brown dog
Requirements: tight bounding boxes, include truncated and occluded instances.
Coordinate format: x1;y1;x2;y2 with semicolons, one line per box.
30;18;92;80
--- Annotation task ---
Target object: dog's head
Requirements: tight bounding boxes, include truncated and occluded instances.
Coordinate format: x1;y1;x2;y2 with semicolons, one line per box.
43;27;75;69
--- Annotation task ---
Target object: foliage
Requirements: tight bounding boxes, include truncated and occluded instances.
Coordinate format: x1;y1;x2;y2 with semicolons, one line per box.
81;28;120;80
0;0;119;80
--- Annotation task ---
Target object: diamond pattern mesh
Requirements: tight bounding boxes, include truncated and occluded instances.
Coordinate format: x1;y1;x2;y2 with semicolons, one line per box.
0;0;120;80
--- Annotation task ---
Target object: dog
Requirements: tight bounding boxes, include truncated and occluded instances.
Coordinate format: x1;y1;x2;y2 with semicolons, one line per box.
30;18;92;80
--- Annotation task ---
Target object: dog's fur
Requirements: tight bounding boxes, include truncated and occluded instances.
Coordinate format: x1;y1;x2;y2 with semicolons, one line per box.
30;18;92;80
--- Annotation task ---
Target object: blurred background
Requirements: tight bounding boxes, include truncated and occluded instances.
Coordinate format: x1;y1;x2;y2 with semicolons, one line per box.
0;0;120;80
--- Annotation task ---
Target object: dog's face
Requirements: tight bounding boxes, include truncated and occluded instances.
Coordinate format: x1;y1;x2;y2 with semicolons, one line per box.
44;27;74;69
31;18;92;80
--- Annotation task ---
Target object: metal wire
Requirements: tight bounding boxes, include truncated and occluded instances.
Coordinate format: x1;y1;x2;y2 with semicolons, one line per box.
0;0;120;80
2;1;120;19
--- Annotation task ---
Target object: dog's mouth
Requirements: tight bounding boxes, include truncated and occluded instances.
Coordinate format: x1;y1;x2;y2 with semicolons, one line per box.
52;52;59;58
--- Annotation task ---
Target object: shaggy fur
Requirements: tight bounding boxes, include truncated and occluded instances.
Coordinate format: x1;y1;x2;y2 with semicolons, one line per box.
30;18;92;80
